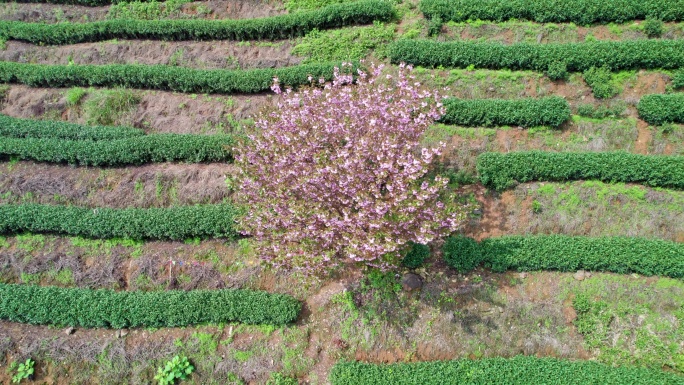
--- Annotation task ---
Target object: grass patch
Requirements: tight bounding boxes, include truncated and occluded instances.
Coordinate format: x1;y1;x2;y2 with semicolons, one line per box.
568;274;684;373
292;21;395;62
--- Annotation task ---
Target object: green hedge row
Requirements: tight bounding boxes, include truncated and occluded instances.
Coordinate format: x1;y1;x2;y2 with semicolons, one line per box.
0;134;233;166
330;356;684;384
441;96;570;127
442;235;684;278
388;39;684;73
477;151;684;191
0;284;300;327
637;93;684;125
0;61;349;94
0;114;144;140
0;204;238;240
674;71;684;89
0;1;394;44
419;0;684;25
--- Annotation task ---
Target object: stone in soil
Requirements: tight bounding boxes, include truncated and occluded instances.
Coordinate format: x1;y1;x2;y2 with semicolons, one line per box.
401;273;423;291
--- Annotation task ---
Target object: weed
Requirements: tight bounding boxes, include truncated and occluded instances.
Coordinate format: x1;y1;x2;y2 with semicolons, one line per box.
107;0;191;20
293;22;395;62
531;199;542;213
168;49;185;66
154;355;194;385
191;332;218;356
10;358;35;383
83;88;140;126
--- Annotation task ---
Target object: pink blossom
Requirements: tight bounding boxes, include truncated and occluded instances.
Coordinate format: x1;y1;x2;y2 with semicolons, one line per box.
234;63;470;275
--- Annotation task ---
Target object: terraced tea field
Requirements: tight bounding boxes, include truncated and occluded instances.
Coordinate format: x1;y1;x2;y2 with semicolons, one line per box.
0;0;683;383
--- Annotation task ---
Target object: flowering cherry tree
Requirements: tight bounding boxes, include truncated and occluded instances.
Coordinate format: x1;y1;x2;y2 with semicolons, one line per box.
235;63;469;274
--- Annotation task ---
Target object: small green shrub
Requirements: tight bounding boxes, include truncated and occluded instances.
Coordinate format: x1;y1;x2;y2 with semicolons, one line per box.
442;235;482;273
546;61;568;81
673;70;684;89
154;356;194;385
401;242;430;269
583;66;618;99
577;104;595;117
638;93;684;125
11;358;35;384
643;17;664;38
427;16;442;36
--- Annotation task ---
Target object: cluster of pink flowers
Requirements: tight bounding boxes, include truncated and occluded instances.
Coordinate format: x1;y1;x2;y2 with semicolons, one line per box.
235;62;468;275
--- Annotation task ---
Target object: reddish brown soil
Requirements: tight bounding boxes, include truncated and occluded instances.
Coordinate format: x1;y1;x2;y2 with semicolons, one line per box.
0;40;301;70
622;71;669;102
634;119;652;154
460;185;511;240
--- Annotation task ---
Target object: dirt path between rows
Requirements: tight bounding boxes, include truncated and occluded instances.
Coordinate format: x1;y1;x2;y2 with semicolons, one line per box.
0;40;301;70
0;0;286;23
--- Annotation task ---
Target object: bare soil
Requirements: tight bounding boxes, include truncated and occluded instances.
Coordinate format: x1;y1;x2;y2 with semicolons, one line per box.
0;40;301;70
1;85;277;134
0;0;286;23
0;162;234;208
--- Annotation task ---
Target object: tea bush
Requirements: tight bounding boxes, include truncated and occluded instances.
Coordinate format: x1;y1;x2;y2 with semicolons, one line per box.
643;17;664;38
637;93;684;125
0;114;144;140
387;39;684;73
401;242;430;269
477;151;684;190
330;356;684;384
0;1;395;44
0;61;354;94
441;96;570;127
673;70;684;89
0;134;233;166
583;66;619;99
0;283;301;327
442;235;684;277
419;0;684;25
0;204;238;240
